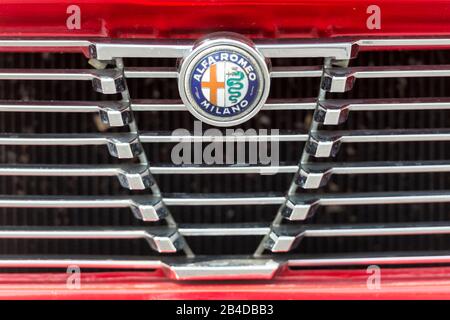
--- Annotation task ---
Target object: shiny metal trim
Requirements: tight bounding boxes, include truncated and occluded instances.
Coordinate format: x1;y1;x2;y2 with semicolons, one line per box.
307;129;450;157
139;131;308;143
355;38;450;48
0;254;450;279
116;56;194;257
0;164;153;190
323;65;450;92
0;258;164;270
315;98;450;125
124;67;178;78
0;68;125;94
0;224;270;239
91;41;193;60
0;227;183;253
2;38;450;59
254;40;356;59
299;160;450;189
0;254;449;279
4;37;450;275
168;259;280;280
0;39;91;48
287;253;450;267
0;195;165;222
179;224;270;236
254;57;332;257
267;224;450;252
0;133;142;159
163;194;285;206
151;164;298;175
131;98;317;112
0;100;131;127
91;39;356;60
270;66;323;78
282;190;450;220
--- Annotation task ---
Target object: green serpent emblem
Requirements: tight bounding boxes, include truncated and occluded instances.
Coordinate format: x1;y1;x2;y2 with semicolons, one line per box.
226;71;245;104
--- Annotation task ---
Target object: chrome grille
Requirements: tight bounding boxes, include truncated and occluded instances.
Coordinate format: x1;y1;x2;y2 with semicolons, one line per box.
1;39;450;279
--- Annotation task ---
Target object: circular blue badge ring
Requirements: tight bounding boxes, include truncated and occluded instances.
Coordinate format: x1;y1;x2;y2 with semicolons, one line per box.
189;50;259;118
179;35;270;127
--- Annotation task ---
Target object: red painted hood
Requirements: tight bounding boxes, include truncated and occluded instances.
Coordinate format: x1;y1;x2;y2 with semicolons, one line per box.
0;0;450;39
1;267;450;299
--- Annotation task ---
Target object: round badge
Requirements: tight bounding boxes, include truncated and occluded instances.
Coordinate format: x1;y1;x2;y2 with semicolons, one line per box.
178;35;270;127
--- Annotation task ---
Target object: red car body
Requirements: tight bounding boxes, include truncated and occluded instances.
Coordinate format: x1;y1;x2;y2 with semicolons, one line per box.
1;0;450;299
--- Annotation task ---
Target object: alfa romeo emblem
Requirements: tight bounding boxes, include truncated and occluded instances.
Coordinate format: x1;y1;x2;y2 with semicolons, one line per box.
178;33;270;127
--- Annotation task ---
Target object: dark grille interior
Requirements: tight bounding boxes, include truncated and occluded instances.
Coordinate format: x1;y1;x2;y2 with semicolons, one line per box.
2;49;450;262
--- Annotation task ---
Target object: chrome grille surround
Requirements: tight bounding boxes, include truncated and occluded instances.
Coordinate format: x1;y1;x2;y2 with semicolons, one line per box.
1;38;450;280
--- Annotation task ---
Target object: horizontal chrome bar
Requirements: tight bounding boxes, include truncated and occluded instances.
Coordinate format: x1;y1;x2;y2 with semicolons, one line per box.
0;224;268;239
288;253;450;267
262;99;317;110
151;164;298;175
283;190;450;220
0;100;131;127
0;39;91;49
0;257;163;270
0;257;279;280
299;160;450;188
305;224;450;237
169;259;280;280
255;40;356;59
124;67;178;78
0;227;182;253
323;65;450;92
2;38;450;60
0;133;132;145
92;40;193;59
315;98;450;125
179;224;270;236
0;133;141;159
0;164;133;176
0;100;97;112
270;66;322;78
0;194;284;208
140;131;308;143
92;39;355;60
0;195;165;222
164;194;285;206
131;98;317;112
268;223;450;252
335;129;450;143
123;63;324;80
307;129;450;157
355;38;450;48
0;164;153;190
0;253;449;280
348;65;450;79
131;99;186;111
0;68;102;80
0;69;124;94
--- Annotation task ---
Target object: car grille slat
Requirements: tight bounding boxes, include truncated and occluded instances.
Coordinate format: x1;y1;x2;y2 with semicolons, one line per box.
270;66;323;78
300;160;450;188
1;39;450;279
0;164;151;190
150;164;299;175
131;98;318;111
316;98;450;125
124;67;178;78
268;224;450;252
0;227;181;253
